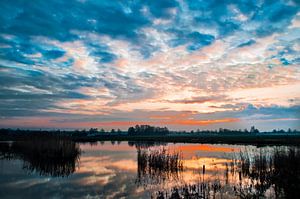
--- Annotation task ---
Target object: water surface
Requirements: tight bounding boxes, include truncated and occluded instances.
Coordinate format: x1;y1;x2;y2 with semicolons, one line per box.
0;140;299;198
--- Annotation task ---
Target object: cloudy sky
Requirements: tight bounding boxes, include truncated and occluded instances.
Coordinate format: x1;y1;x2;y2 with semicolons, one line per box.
0;0;300;131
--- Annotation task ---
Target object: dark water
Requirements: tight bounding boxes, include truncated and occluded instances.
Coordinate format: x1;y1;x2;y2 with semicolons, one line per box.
0;139;299;199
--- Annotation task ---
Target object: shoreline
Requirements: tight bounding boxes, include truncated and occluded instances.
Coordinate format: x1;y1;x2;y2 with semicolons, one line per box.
2;133;300;146
72;134;300;145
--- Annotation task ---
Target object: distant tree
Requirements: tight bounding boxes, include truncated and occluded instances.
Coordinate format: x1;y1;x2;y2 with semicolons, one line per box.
111;129;116;134
128;127;135;135
117;129;122;134
135;125;141;134
293;129;298;134
127;125;169;136
278;129;285;134
100;128;105;133
89;128;98;133
250;126;259;134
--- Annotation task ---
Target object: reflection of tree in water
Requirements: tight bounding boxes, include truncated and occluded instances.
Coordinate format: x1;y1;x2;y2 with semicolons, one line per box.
0;136;81;177
152;147;300;199
128;141;167;149
136;147;183;187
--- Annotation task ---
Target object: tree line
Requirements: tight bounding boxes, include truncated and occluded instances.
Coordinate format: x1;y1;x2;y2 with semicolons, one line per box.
0;125;299;139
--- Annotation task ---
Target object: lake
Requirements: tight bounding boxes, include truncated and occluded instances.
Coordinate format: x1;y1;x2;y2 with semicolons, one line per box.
0;139;299;198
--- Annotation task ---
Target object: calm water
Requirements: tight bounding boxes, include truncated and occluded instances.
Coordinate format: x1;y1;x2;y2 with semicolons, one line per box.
0;139;299;199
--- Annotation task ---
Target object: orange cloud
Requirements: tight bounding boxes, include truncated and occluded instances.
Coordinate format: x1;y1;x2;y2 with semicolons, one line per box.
149;111;197;120
162;118;240;126
74;118;240;128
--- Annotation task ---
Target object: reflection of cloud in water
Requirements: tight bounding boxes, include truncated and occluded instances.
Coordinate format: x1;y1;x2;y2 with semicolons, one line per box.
0;141;146;198
76;156;137;186
77;173;115;186
6;178;51;189
110;160;137;171
78;156;113;174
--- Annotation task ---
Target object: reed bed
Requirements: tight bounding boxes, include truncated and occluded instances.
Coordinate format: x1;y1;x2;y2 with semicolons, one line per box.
136;147;183;186
0;135;81;177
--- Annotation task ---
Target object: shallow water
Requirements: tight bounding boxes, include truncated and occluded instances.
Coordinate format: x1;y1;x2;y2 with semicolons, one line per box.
0;140;299;198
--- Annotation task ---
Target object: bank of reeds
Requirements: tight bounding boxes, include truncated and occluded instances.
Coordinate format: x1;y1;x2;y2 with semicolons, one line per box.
0;135;81;177
137;147;183;186
233;147;300;198
153;147;300;199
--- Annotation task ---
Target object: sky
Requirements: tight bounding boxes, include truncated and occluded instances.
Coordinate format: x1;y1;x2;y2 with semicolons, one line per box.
0;0;300;131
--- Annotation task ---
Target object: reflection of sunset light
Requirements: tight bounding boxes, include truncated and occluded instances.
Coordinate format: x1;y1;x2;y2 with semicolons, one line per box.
183;158;233;170
75;143;245;191
177;144;237;152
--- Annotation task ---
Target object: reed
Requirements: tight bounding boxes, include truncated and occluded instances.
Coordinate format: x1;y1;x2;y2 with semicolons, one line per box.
136;147;183;186
0;135;81;177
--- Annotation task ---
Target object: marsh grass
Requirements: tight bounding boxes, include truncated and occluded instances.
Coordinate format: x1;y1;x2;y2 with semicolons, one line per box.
232;147;300;198
152;147;300;199
0;135;81;177
136;147;183;186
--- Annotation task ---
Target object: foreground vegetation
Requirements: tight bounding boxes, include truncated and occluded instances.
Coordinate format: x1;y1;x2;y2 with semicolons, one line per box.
136;147;183;186
0;135;81;177
152;147;300;199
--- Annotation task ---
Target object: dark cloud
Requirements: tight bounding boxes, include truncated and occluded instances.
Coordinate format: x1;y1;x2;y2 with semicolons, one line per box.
240;104;300;119
169;30;215;51
0;65;93;117
0;0;150;41
0;35;67;65
144;0;178;18
186;0;299;37
0;62;155;117
237;39;256;48
251;1;298;36
1;0;299;62
0;0;151;65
